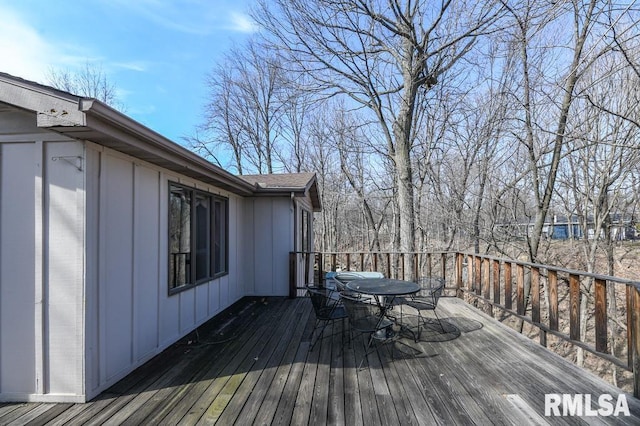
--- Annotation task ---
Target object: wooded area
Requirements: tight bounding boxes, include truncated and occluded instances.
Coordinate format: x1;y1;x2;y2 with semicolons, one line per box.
191;0;640;277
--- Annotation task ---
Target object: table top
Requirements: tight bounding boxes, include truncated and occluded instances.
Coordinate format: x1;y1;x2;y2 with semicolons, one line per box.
345;278;420;296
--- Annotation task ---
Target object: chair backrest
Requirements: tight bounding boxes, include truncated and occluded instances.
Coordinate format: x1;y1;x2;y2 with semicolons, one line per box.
334;272;364;292
416;277;445;308
307;287;336;320
341;294;384;333
334;271;383;292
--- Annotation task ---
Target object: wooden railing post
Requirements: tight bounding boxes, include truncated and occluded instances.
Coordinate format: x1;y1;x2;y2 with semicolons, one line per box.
516;264;524;316
569;274;580;341
456;253;463;298
467;254;474;293
289;252;297;299
628;285;634;374
346;253;351;271
331;253;337;271
531;267;543;346
317;253;324;287
492;259;500;306
482;257;491;316
359;252;365;271
386;253;391;278
632;286;640;398
441;253;447;280
504;262;512;310
475;256;482;295
373;252;378;272
548;270;558;331
594;278;607;353
531;267;540;324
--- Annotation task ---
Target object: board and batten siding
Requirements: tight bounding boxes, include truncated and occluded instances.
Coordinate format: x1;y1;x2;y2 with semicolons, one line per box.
0;103;302;403
242;197;295;296
0;107;86;402
84;143;244;400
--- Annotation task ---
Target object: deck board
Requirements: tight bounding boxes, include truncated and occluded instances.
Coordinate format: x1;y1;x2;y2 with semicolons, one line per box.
4;296;640;425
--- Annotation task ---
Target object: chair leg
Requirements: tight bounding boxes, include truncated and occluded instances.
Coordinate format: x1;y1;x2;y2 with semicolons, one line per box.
416;309;446;337
433;309;446;333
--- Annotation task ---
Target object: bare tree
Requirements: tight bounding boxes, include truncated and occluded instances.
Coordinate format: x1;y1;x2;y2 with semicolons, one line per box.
196;39;287;174
46;62;121;108
509;0;602;264
556;49;640;370
193;55;246;173
278;77;316;173
253;0;504;279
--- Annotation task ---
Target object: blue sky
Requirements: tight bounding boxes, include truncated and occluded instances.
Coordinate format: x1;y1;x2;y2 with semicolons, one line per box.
0;0;256;144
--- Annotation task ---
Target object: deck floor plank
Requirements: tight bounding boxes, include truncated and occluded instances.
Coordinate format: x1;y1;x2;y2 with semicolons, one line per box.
206;299;299;425
178;299;289;425
289;314;321;426
0;404;45;425
251;300;312;425
23;403;73;425
353;336;384;426
3;296;640;425
342;324;364;426
327;320;346;425
0;404;25;422
153;299;285;425
216;298;304;425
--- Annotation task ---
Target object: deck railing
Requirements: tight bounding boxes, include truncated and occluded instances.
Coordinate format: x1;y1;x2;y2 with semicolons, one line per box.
289;250;640;397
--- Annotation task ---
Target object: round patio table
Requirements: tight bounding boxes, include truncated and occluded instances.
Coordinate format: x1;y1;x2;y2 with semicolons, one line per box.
346;278;421;340
345;278;420;297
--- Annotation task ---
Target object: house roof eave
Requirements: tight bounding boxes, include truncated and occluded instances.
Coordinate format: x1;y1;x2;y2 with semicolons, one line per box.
43;98;255;196
241;172;322;212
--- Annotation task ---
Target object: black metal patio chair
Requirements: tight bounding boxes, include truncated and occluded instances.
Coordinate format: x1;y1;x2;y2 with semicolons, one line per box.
398;277;446;340
307;286;348;351
340;294;396;369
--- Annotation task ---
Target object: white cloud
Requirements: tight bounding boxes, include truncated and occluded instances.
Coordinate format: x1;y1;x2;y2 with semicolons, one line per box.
99;0;257;35
0;6;55;82
113;61;149;72
227;12;257;33
0;5;88;83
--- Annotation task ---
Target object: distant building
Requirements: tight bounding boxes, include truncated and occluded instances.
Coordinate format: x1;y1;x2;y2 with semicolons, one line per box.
496;214;636;241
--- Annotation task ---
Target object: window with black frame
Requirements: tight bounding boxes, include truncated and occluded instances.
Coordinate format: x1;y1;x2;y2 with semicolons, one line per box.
168;182;228;293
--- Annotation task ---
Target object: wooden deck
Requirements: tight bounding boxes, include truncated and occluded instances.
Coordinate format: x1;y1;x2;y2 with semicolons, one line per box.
2;296;640;425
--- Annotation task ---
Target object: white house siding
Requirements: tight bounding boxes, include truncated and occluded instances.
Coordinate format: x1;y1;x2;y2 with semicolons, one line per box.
83;144;244;400
44;141;85;398
0;96;311;403
0;108;86;402
0;142;38;398
243;197;294;296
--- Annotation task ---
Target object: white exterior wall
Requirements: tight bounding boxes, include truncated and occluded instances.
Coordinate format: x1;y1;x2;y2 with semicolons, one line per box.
0;103;309;403
0;108;85;402
243;197;294;296
83;144;245;400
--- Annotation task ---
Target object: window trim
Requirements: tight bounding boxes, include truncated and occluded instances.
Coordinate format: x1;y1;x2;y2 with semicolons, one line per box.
168;182;229;296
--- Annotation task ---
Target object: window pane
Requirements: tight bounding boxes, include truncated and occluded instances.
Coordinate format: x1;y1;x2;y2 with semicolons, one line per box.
214;198;227;274
195;193;211;281
169;185;191;288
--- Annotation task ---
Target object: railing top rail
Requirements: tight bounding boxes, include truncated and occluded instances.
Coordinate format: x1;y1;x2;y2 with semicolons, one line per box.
458;252;640;289
292;250;640;289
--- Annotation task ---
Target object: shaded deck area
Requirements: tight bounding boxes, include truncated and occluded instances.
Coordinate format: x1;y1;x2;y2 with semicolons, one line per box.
2;296;640;425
